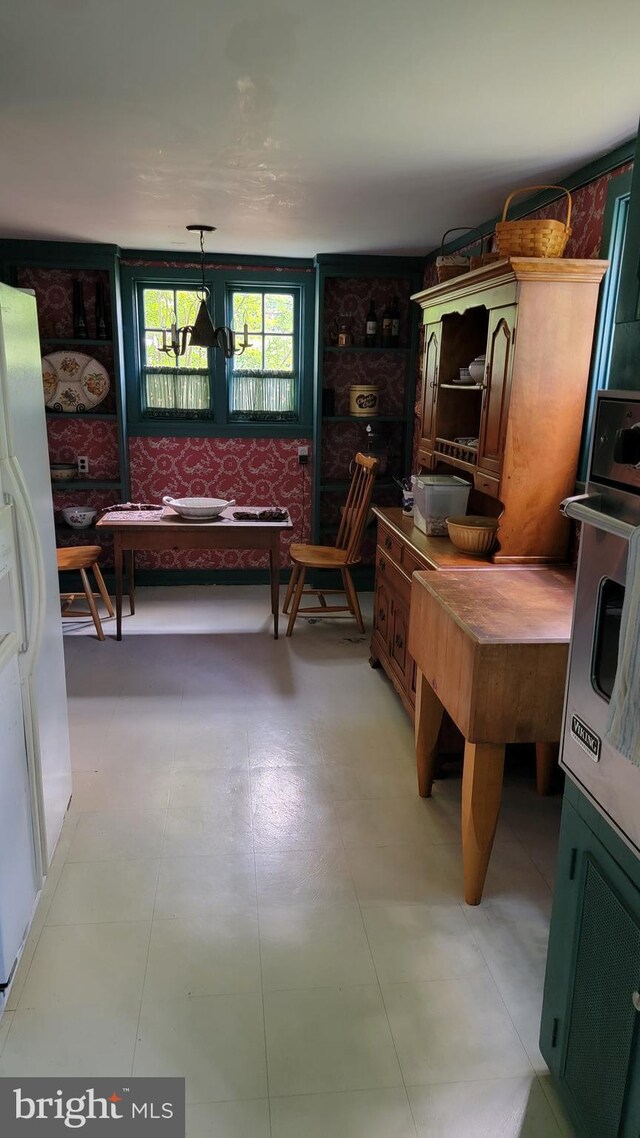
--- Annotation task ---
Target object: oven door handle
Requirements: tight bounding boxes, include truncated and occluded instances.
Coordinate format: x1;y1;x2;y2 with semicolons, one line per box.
561;494;637;540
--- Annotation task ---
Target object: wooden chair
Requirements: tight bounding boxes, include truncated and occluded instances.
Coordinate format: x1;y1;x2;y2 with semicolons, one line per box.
57;545;114;641
283;452;378;637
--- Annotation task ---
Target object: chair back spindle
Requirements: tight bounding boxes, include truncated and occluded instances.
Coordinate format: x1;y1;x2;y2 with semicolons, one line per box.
335;453;378;563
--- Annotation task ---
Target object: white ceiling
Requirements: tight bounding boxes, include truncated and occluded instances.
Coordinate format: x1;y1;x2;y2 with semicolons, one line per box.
0;0;639;258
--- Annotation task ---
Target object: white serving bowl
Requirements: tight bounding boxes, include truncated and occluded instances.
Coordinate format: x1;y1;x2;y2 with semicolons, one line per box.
162;495;235;520
61;507;98;530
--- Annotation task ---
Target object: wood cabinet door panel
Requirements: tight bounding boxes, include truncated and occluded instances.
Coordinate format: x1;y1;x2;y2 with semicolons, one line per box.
477;305;517;475
390;598;410;682
373;579;391;647
420;322;441;453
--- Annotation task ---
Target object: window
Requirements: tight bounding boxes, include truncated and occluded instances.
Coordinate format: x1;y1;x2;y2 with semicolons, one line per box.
123;264;314;437
228;288;297;421
140;286;212;419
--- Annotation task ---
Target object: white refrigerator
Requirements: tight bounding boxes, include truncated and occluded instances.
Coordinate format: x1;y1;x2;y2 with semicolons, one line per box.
0;282;72;1002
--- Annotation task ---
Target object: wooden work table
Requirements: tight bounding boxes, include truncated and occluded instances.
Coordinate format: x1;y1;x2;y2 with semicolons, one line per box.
408;567;575;904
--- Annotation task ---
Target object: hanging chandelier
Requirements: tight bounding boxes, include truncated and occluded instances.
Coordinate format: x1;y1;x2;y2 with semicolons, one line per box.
158;224;251;362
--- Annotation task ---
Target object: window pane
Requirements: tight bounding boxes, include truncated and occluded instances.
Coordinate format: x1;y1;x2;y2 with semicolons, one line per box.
181;342;208;370
176;289;201;329
233;292;263;332
264;292;294;333
264;334;293;371
144;332;164;367
143;288;174;329
236;338;263;371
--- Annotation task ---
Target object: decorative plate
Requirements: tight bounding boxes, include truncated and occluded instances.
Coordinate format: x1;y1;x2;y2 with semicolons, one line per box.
41;351;110;412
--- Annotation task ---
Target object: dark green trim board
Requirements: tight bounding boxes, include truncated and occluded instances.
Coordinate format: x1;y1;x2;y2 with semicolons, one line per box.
59;567;375;590
122;249;314;270
577;167;633;478
120;264;316;438
425;136;636;260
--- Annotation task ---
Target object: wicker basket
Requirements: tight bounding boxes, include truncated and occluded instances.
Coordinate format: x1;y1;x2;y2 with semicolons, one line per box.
435;227;482;283
494;185;572;258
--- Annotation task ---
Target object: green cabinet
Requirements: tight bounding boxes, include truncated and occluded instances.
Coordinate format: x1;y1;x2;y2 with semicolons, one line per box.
541;783;640;1138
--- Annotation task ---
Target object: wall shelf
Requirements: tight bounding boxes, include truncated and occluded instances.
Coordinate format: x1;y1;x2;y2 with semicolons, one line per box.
323;415;406;423
323;345;410;355
51;480;122;490
439;383;483;391
41;337;113;347
46;411;118;421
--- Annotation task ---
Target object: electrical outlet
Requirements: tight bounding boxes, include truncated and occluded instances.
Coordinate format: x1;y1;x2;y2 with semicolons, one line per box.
77;456;89;475
297;446;309;466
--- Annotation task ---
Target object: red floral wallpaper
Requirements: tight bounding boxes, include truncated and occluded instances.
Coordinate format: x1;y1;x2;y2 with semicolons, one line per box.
47;418;120;480
128;436;311;570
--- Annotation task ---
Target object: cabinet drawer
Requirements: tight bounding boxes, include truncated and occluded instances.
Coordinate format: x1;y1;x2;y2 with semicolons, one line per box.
378;524;403;566
402;546;430;578
474;471;501;498
375;546;411;605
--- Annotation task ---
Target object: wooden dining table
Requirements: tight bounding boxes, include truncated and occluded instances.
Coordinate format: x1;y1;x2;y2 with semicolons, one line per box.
408;567;575;905
96;506;292;640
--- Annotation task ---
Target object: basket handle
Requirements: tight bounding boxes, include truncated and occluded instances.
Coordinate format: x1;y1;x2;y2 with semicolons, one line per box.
438;227;483;256
501;186;572;229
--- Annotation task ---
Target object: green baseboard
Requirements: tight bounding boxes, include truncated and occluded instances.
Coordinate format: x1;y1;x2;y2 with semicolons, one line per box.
59;567;375;590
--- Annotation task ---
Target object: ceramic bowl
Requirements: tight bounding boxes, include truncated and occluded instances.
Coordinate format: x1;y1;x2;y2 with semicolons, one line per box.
50;463;77;482
61;507;97;530
446;515;499;556
162;495;235;520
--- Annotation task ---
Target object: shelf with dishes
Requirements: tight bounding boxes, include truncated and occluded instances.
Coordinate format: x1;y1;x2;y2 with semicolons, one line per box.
434;437;479;472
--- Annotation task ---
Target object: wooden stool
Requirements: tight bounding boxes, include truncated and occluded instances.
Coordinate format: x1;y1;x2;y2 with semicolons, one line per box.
57;546;114;641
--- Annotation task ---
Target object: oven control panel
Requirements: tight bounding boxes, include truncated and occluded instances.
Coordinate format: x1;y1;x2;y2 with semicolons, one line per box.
591;394;640;493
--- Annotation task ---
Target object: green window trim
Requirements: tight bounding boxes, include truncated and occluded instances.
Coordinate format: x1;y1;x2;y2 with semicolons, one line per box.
579;168;633;480
121;264;315;438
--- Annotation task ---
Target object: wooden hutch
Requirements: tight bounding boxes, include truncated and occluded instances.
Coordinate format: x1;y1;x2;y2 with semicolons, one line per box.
370;257;608;716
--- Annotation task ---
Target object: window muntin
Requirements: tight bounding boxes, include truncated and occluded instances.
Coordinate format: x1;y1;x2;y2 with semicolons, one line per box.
228;288;297;421
140;286;211;418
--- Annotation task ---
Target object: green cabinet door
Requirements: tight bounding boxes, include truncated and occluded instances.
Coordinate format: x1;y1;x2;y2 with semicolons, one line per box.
541;793;640;1138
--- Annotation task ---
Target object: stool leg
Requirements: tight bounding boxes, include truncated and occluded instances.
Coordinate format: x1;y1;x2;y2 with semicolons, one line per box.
92;562;114;617
80;566;105;641
535;742;558;796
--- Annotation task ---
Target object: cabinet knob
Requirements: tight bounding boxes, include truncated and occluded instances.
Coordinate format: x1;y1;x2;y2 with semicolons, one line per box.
384;536;392;550
632;991;640;1012
378;558;386;571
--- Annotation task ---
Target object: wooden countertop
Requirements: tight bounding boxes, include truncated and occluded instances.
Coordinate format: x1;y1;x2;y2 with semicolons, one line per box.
373;506;494;570
412;567;575;644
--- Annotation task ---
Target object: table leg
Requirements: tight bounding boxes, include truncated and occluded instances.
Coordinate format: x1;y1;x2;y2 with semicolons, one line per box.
461;741;506;905
114;536;123;641
535;742;559;796
269;538;280;639
415;670;444;798
126;550;136;615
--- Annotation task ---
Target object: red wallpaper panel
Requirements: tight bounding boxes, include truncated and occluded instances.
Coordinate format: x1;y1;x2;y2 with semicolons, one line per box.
128;436;311;570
